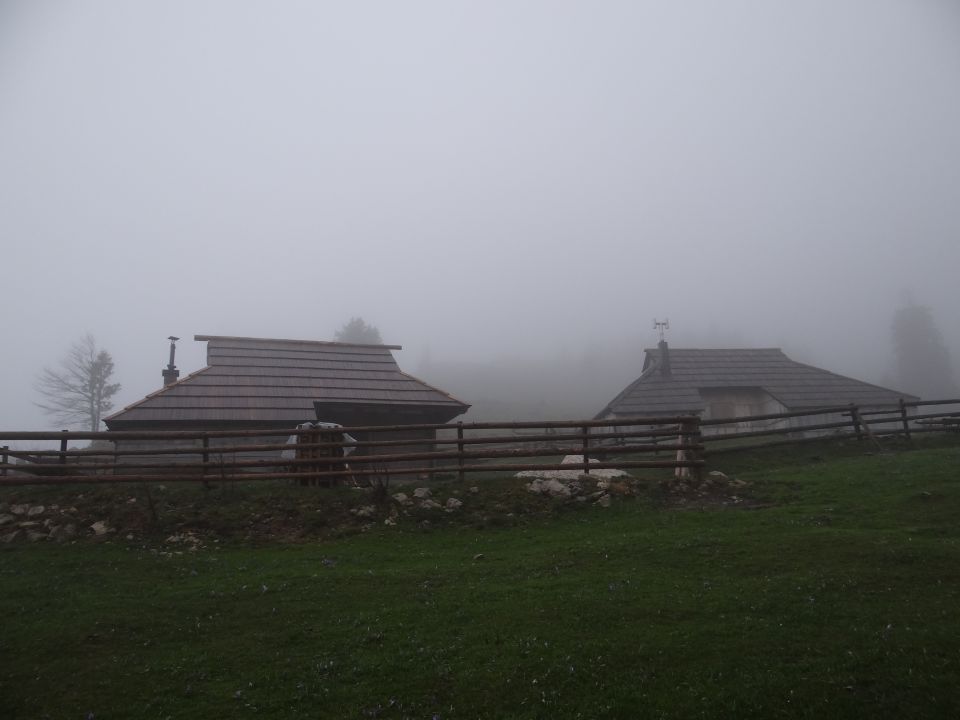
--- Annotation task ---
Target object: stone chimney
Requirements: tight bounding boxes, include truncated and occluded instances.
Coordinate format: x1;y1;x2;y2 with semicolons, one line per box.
658;339;671;377
162;336;180;386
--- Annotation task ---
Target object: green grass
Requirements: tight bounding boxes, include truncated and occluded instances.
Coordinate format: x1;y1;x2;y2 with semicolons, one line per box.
2;439;960;718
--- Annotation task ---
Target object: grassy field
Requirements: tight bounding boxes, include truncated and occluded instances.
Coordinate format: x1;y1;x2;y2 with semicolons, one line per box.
1;438;959;718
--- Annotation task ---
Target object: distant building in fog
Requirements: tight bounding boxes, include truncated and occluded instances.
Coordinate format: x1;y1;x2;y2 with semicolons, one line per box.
596;341;917;435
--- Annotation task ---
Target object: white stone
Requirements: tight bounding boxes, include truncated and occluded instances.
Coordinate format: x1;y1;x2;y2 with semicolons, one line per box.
526;478;571;498
419;499;441;510
90;521;111;536
444;498;463;512
413;487;432;499
27;505;45;517
516;455;630;481
595;494;612;508
10;504;28;516
391;492;412;506
0;514;14;527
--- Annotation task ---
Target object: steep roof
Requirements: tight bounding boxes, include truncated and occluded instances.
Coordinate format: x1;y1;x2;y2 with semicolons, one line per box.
598;347;917;418
105;335;469;425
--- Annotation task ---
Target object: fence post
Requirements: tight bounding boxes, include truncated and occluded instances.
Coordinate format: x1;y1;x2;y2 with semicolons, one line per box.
581;424;590;475
674;421;686;480
457;422;464;483
1;445;7;477
899;398;912;441
849;405;863;442
691;418;703;482
60;430;68;465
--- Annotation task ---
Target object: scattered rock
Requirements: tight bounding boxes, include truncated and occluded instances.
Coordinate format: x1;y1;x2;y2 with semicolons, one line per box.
391;492;412;506
0;514;14;527
469;486;480;494
27;505;45;517
90;521;111;536
17;521;40;529
49;524;77;542
708;471;729;481
594;494;612;508
419;499;441;510
165;532;202;546
444;498;463;512
383;515;397;526
472;553;485;561
526;478;572;498
2;529;23;543
517;455;630;481
26;530;48;542
10;504;28;516
350;505;376;519
413;487;432;499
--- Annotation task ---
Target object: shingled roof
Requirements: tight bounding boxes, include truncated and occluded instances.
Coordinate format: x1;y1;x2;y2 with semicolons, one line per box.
105;335;469;426
598;346;916;418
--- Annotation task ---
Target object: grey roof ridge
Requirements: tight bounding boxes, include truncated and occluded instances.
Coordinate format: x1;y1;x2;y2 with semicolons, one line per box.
194;334;402;351
647;346;785;353
394;370;471;409
103;366;213;421
782;357;919;402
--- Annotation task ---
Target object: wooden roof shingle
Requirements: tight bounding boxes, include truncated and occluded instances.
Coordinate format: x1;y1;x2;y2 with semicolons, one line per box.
105;335;469;426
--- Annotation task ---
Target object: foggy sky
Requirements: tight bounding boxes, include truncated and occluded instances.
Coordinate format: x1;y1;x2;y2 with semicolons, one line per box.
2;1;959;429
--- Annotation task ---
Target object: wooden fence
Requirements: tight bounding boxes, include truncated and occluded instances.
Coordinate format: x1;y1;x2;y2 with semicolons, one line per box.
1;399;957;487
0;416;704;486
699;398;960;452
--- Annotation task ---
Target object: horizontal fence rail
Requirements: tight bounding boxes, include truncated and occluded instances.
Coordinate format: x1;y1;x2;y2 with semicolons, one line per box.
1;400;957;486
698;398;960;453
0;416;704;486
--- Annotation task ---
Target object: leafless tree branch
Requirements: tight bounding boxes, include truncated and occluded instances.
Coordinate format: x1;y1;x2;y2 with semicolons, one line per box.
34;334;121;431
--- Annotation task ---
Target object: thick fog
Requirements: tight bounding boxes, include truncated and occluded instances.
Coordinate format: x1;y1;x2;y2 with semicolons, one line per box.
1;1;958;427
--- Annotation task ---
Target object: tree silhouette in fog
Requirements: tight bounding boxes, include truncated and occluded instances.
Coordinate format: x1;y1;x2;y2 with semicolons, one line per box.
892;302;957;399
334;317;383;345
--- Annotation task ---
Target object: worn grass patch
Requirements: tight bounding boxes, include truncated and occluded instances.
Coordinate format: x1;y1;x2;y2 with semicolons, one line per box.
1;440;959;718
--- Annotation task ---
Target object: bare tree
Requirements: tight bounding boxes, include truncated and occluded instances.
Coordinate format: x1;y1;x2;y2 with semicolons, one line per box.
334;317;383;345
35;334;121;431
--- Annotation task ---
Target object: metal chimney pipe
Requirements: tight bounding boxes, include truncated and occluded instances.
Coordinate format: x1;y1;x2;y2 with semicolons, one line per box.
162;336;180;386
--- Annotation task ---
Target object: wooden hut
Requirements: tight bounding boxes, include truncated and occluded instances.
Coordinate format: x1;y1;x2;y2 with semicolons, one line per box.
104;335;469;477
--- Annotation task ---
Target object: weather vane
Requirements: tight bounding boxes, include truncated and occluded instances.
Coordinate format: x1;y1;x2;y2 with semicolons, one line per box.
653;318;669;342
